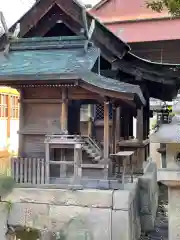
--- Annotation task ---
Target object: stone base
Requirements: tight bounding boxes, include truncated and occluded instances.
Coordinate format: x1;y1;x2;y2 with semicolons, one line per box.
0;182;141;240
168;187;180;240
139;161;158;232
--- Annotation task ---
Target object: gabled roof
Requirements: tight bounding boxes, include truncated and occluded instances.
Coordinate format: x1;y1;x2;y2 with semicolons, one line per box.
0;0;179;102
79;71;146;105
1;0;130;61
0;36;145;105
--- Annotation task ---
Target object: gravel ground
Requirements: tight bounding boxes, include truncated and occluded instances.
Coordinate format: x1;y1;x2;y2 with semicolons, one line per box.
140;183;168;240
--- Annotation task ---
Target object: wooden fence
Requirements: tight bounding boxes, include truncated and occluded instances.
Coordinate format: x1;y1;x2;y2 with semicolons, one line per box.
11;158;46;184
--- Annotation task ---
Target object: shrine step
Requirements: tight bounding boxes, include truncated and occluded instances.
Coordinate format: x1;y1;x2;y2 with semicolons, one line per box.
82;139;102;163
81;163;105;169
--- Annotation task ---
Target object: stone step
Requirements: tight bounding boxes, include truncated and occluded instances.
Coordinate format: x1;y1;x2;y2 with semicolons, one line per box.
83;145;98;154
81;163;105;169
94;156;101;161
82;141;102;162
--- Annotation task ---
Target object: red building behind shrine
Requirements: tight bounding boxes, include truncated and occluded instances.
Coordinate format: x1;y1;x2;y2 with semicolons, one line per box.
90;0;180;63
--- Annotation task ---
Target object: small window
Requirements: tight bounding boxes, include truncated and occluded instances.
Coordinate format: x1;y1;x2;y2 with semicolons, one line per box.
0;94;8;118
11;95;19;119
95;103;112;120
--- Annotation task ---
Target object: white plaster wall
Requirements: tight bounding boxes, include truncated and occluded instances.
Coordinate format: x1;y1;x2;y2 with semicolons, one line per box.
10;119;19;152
0;119;7;150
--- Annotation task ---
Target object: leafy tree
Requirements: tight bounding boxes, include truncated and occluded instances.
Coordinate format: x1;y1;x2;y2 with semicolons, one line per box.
146;0;180;16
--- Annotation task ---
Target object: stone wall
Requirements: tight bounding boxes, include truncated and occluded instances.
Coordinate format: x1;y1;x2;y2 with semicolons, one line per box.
0;183;141;240
0;161;159;239
139;161;159;232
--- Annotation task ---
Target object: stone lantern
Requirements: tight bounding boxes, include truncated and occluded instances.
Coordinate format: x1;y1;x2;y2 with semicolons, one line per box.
150;99;180;240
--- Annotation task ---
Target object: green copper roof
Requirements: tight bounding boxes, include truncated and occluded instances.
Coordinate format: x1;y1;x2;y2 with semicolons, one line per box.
80;72;146;105
0;37;99;76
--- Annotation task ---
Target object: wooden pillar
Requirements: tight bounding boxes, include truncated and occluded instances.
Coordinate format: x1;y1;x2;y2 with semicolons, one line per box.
146;98;150;139
111;104;116;154
104;100;109;160
116;107;121;141
73;143;82;184
120;107;125;139
7;95;11;149
143;107;147;140
129;112;133;138
88;105;93;136
124;110;129;140
136;106;144;141
18;89;24;156
61;88;68;131
136;106;145;171
45;142;50;183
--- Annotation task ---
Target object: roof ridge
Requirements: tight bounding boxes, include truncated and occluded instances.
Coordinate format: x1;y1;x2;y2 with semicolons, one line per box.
10;36;86;43
9;36;93;51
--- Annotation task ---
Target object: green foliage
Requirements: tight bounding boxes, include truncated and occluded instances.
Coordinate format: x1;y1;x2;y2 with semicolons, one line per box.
0;175;15;198
146;0;180;16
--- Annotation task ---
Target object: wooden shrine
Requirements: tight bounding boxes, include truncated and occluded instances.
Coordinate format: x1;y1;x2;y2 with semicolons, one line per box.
0;36;145;185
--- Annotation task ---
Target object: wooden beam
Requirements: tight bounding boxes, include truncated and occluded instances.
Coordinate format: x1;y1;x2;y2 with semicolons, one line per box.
116;106;121;141
87;105;93;136
18;89;24;156
26;9;61;37
61;88;68;131
22;99;63;104
73;143;82;184
18;0;55;37
45;142;50;183
111;104;116;154
124;110;129;140
7;95;11;144
104;100;109;160
136;106;144;141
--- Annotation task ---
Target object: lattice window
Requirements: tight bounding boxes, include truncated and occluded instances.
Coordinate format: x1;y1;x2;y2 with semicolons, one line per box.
10;95;19;119
0;94;8;118
94;103;112;120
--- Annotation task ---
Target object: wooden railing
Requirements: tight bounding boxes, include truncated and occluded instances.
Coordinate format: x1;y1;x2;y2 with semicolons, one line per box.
11;157;46;184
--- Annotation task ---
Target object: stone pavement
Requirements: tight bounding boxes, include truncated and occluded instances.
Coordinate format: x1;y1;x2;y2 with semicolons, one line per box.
140;184;168;240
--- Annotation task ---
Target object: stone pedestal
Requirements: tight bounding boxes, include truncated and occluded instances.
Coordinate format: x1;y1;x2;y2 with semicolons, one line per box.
168;186;180;240
162;180;180;240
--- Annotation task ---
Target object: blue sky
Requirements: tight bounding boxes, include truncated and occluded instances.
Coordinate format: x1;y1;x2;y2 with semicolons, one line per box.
0;0;99;27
